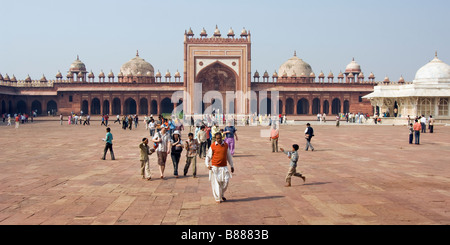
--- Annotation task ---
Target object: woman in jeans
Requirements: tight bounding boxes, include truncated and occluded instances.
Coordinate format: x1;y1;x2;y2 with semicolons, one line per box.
170;130;183;178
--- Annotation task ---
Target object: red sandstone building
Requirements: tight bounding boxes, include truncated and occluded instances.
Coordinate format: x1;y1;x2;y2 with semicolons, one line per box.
0;26;376;118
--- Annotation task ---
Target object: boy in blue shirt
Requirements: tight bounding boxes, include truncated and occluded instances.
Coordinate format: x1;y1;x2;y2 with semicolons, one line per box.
280;144;305;187
102;127;115;160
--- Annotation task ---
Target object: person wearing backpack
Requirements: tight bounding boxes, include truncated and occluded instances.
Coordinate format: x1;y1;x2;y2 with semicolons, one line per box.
304;123;315;151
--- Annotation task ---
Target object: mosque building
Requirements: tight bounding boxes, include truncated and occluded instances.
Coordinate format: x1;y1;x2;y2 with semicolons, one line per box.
0;26;391;118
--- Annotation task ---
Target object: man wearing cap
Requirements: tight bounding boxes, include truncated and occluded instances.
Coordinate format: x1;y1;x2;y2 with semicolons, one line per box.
152;125;171;179
205;132;235;203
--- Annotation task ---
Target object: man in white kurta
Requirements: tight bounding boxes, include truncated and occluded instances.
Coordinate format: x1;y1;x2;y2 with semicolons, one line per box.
205;132;234;203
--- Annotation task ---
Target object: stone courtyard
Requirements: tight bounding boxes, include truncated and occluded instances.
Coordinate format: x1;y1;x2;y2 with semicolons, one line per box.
0;117;449;225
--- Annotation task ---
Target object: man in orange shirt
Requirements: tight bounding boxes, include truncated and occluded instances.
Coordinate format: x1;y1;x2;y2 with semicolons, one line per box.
270;124;279;152
413;119;422;145
205;132;235;203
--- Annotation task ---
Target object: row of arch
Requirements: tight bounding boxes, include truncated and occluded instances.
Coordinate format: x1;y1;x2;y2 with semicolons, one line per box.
82;97;181;115
257;97;350;115
1;97;351;116
1;99;57;115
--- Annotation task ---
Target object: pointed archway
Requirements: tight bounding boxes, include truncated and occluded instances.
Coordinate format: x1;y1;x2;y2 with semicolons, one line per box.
196;62;237;114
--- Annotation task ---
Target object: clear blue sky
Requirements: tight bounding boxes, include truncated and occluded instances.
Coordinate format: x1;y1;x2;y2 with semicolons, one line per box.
1;0;449;82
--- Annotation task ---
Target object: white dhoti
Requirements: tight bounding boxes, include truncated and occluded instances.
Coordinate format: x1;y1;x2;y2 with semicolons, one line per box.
209;166;232;202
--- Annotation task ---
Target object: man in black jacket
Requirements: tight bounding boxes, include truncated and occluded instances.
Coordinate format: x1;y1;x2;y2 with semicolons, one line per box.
304;123;314;151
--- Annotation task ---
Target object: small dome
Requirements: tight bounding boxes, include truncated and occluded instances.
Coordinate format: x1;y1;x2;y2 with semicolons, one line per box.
328;71;334;78
227;27;235;37
10;75;17;82
263;70;269;77
187;27;194;36
40;74;47;82
56;70;63;78
338;71;344;78
398;75;405;83
175;70;181;77
120;51;154;77
254;70;260;77
348;73;354;78
165;70;171;77
69;55;87;72
309;72;315;78
345;58;361;73
88;70;95;78
137;71;142;76
117;72;123;77
200;27;207;37
25;74;32;82
240;27;248;37
108;70;114;78
368;72;375;79
278;51;314;79
383;76;390;83
156;70;162;77
318;71;325;78
66;71;73;78
0;73;3;80
413;53;450;84
4;74;10;81
213;25;221;37
99;70;105;78
273;71;278;77
146;71;152;76
358;72;364;78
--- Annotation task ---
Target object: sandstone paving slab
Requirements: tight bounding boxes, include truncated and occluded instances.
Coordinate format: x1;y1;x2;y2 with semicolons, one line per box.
0;120;449;225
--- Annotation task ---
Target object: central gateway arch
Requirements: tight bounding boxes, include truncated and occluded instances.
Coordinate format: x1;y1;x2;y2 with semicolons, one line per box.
183;30;252;116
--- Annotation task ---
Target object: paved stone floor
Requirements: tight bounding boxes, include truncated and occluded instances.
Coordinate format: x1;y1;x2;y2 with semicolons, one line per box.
0;118;449;225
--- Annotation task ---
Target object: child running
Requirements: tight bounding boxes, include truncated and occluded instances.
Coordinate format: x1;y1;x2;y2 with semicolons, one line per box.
280;144;306;187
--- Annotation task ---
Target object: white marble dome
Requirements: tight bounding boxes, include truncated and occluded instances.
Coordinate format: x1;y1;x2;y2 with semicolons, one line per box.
120;51;154;77
278;52;313;78
413;54;450;84
69;56;86;72
345;58;361;73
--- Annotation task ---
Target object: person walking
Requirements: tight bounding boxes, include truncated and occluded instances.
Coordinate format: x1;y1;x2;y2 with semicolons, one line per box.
139;137;155;180
205;132;235;203
114;114;121;124
170;130;183;178
280;144;305;187
152;125;171;179
270;124;279;152
60;114;63;125
101;127;115;160
197;125;207;158
184;132;199;177
413;119;422;145
223;122;238;156
304;123;314;151
15;115;20;128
